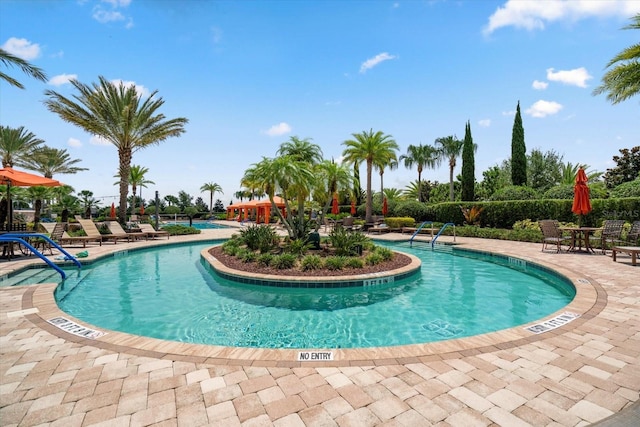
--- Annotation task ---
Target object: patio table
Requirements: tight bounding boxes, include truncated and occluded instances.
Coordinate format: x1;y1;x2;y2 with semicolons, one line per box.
560;227;601;253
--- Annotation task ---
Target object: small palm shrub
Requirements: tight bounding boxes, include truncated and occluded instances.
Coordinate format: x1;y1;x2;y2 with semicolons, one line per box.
271;253;297;269
256;253;274;267
300;255;323;271
324;256;347;270
328;227;370;256
239;224;280;253
374;246;394;261
283;238;313;256
236;248;257;263
345;257;364;269
365;252;383;266
221;240;241;255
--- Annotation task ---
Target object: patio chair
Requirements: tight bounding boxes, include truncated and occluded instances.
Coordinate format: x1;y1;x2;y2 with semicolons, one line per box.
623;221;640;246
323;217;336;232
105;221;146;242
76;218;123;244
538;220;570;253
48;222;102;248
590;220;624;254
138;223;170;239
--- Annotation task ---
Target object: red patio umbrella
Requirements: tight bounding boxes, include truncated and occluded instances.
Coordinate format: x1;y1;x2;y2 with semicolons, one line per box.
139;203;145;215
331;194;339;215
572;167;591;224
110;203;116;218
350;200;356;215
382;197;388;216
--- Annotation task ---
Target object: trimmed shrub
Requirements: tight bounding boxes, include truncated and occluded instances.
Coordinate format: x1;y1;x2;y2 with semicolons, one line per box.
490;185;540;201
610;178;640;198
300;255;323;271
324;256;346;270
394;200;429;221
383;217;415;229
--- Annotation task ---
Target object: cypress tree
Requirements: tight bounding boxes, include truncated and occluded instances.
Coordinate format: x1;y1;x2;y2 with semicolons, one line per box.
461;121;475;201
511;101;527;186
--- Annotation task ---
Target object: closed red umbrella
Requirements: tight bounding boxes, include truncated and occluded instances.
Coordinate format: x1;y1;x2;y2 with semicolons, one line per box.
572;167;591;225
140;203;145;215
332;194;339;215
572;167;591;215
110;203;116;218
382;197;388;216
350;200;356;215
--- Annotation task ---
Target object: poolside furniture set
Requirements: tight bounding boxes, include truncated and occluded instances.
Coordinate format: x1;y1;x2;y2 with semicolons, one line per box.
539;219;639;266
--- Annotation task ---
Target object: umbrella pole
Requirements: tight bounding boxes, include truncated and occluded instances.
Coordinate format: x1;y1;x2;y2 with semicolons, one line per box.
7;181;11;232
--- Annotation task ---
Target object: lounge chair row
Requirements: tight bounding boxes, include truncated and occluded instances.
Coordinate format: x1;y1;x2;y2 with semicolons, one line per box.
40;220;169;248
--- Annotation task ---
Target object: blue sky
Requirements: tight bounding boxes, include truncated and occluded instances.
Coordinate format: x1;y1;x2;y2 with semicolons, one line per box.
1;0;638;207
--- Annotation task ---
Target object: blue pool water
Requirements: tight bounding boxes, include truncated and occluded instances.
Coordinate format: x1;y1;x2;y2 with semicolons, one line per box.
161;221;230;229
54;241;575;349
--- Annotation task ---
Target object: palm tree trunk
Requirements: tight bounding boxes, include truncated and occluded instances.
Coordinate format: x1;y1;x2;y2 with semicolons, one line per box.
365;160;373;223
449;166;455;202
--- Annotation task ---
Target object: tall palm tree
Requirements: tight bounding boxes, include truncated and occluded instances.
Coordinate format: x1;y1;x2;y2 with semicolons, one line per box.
0;125;44;168
17;146;87;178
25;186;52;229
200;182;223;214
114;165;155;214
342;129;399;223
593;14;640;104
277;136;323;164
315;159;353;226
376;158;398;204
43;76;187;223
0;48;47;89
399;143;439;202
435;135;464;202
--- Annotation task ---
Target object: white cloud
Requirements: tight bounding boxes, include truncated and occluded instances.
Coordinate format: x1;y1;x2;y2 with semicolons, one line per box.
93;8;125;23
483;0;640;35
48;73;77;87
526;100;563;118
478;119;491;127
532;80;548;90
210;26;223;44
546;67;592;88
90;135;111;146
68;137;82;148
110;79;151;98
1;37;41;60
263;122;292;136
360;52;397;73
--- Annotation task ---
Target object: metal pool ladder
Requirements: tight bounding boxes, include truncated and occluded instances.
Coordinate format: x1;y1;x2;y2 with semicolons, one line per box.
0;233;82;279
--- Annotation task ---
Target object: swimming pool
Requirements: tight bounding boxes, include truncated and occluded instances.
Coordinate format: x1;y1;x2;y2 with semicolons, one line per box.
161;221;230;229
53;241;575;349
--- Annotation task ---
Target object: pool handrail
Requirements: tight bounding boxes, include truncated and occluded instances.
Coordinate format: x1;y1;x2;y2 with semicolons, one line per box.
1;233;83;279
409;221;434;247
431;223;456;248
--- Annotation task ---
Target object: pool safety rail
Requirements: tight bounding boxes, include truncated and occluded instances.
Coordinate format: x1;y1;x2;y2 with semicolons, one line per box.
0;233;82;279
409;221;456;248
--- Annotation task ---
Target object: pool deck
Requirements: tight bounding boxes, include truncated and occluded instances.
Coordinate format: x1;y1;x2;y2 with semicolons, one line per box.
1;223;638;426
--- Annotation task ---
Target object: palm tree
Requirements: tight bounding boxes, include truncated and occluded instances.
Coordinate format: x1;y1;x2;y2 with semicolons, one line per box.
25;186;52;230
0;125;44;168
435;135;464;201
376;158;398;204
0;48;47;89
593;14;640;104
315;159;353;227
399;143;439;202
200;182;223;214
114;165;154;213
78;190;100;219
277;136;323;164
342;129;399;224
43;76;187;223
17;146;87;178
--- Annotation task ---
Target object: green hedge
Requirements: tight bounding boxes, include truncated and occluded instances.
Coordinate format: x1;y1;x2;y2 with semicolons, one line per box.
428;197;640;228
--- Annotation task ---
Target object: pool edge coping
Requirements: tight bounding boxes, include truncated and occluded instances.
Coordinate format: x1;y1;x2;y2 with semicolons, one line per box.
15;242;605;367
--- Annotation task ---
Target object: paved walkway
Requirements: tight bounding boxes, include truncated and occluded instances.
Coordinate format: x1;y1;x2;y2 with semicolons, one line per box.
0;224;638;426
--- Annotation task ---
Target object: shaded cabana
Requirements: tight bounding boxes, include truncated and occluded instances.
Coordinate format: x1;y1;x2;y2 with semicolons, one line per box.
226;196;287;224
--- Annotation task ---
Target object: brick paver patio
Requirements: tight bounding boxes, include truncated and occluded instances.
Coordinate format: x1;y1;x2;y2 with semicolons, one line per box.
1;224;638;426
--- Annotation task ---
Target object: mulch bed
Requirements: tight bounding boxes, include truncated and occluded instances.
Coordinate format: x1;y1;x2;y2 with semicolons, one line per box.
208;246;413;277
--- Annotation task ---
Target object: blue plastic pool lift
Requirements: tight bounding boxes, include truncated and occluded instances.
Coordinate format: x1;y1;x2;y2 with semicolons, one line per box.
0;233;82;279
409;221;456;248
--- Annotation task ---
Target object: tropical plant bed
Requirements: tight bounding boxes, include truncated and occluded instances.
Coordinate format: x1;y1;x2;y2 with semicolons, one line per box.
209;224;413;277
208;245;413;277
